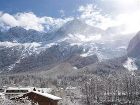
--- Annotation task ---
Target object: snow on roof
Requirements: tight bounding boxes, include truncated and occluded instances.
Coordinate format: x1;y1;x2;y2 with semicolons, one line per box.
31;91;62;100
6;87;33;90
0;93;4;95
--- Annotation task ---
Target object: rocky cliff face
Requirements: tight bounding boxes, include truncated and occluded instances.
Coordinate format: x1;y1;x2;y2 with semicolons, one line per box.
127;31;140;58
127;31;140;68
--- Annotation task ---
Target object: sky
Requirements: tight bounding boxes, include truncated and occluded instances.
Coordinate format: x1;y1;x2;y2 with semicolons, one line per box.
0;0;92;17
0;0;140;34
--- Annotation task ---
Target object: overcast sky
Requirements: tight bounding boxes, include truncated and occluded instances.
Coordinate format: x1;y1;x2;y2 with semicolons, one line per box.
0;0;140;33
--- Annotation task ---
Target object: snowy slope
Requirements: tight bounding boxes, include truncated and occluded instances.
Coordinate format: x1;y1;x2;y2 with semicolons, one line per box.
0;19;128;73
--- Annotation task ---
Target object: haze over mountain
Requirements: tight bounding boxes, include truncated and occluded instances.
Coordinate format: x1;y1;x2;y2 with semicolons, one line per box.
0;19;131;74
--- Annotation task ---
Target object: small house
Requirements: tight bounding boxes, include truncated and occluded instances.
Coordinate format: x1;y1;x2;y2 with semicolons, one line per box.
4;87;32;99
12;91;62;105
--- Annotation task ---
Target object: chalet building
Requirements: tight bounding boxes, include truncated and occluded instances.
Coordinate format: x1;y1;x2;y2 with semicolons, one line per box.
4;87;32;99
12;91;62;105
0;86;61;105
3;87;52;99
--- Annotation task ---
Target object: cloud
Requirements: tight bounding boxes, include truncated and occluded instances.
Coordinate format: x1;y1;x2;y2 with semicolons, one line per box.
78;3;140;34
0;12;73;32
105;0;140;12
0;11;3;16
103;0;140;34
115;12;140;34
15;12;45;31
105;0;140;34
43;16;73;31
78;4;116;30
59;9;65;17
1;1;140;34
0;13;18;27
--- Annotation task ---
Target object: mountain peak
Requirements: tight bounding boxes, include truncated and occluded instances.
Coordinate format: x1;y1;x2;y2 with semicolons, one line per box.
55;19;104;38
58;19;88;32
9;26;26;33
65;19;86;26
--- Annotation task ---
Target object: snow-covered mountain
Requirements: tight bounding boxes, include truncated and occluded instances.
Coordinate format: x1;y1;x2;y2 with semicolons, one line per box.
127;31;140;69
0;19;128;73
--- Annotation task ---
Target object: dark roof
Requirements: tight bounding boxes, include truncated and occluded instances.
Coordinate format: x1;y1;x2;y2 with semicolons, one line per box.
11;91;62;101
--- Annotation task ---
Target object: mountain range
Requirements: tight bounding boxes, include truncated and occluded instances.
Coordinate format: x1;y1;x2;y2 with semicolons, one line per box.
0;19;137;74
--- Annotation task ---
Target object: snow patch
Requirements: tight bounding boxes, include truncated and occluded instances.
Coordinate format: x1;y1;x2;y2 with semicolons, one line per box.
73;67;78;70
2;42;46;71
45;43;58;48
117;46;127;50
80;45;97;57
0;41;20;48
32;91;62;100
0;42;42;50
22;42;43;56
8;59;21;71
67;33;101;42
80;53;90;57
70;43;83;46
123;57;138;72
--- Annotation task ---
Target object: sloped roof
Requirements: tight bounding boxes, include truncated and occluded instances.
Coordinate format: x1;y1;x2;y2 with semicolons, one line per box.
6;87;33;91
31;91;62;100
11;91;62;101
0;93;4;95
